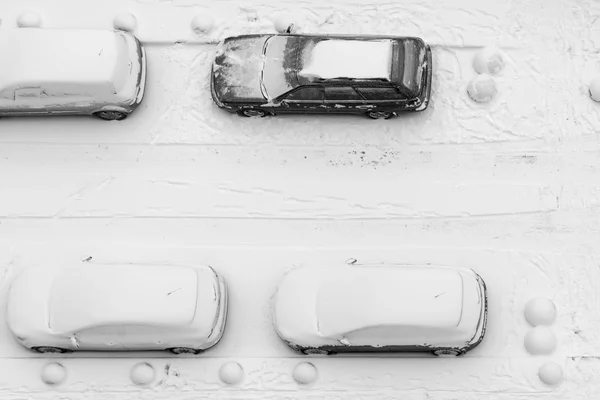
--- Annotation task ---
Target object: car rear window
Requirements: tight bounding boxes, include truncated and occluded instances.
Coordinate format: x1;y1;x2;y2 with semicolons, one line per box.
324;87;362;101
357;87;404;100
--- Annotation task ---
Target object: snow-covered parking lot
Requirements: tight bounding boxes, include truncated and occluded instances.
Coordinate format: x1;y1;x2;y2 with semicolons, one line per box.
1;0;600;399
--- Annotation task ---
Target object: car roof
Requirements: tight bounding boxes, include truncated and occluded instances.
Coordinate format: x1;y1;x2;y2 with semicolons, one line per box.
47;264;205;333
299;38;394;82
316;266;465;337
0;29;130;94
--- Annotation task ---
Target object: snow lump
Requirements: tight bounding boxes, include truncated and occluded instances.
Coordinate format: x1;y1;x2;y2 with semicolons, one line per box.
467;74;497;103
524;326;557;355
524;297;556;326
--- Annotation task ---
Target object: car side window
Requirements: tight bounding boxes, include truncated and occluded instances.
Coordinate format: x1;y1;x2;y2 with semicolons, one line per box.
324;87;363;102
284;87;323;101
357;87;404;101
14;87;49;99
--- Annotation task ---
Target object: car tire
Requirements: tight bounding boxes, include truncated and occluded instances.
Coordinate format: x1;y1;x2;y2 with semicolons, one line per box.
302;348;335;356
93;111;128;121
432;349;461;357
366;110;393;119
237;108;267;118
32;346;70;354
167;347;203;355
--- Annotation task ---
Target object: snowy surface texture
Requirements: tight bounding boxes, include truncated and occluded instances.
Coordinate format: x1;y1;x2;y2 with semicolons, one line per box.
0;0;599;399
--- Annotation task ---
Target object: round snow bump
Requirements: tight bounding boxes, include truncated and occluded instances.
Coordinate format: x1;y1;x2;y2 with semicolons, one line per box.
17;12;42;28
114;13;137;32
539;361;564;385
524;297;557;326
191;14;214;34
130;362;155;386
467;74;496;103
524;326;557;355
274;14;296;34
41;362;66;385
473;46;505;75
589;77;600;102
219;361;244;385
293;362;318;384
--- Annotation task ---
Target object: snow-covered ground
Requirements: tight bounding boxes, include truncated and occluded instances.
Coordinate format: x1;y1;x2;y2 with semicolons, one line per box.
1;0;600;398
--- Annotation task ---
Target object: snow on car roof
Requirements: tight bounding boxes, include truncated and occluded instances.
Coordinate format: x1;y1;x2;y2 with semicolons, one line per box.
316;266;464;337
300;39;394;81
0;29;129;94
48;265;201;333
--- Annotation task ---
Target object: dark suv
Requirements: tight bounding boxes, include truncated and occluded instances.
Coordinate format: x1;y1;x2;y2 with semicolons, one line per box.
211;34;432;119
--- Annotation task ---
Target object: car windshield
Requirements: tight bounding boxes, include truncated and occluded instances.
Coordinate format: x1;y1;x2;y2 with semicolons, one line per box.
391;39;425;96
261;36;314;100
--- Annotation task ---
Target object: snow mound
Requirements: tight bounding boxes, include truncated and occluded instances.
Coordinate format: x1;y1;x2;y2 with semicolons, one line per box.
114;13;137;32
219;362;244;384
293;362;318;384
538;362;563;385
589;77;600;102
130;362;155;385
467;74;496;103
473;47;505;75
17;11;42;28
41;362;66;385
524;326;557;355
273;13;296;33
191;14;214;34
524;297;556;326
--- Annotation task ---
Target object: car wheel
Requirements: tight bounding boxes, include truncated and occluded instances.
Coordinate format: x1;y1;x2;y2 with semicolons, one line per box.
93;111;128;121
32;346;70;354
366;110;393;119
167;347;203;355
302;348;334;355
432;349;461;357
238;108;267;118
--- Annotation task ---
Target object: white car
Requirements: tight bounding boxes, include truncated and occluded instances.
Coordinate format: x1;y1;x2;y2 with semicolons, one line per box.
0;29;146;120
273;265;487;356
6;264;228;354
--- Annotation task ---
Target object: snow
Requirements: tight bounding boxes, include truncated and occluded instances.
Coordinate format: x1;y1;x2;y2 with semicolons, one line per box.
0;29;130;95
524;297;557;326
130;362;155;385
473;46;505;75
0;0;599;398
524;326;558;355
218;361;244;384
467;73;497;103
292;362;318;384
47;265;200;332
300;39;393;80
40;362;66;385
316;267;464;335
113;13;137;33
589;77;600;102
539;362;564;385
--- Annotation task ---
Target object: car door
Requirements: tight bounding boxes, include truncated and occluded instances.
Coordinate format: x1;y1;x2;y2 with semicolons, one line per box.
323;87;365;114
276;87;324;113
355;87;409;112
119;325;167;351
71;325;126;351
5;87;51;115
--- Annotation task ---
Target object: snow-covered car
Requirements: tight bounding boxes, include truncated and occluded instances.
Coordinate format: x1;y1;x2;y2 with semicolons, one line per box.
273;265;487;356
6;264;228;354
211;34;432;119
0;29;146;121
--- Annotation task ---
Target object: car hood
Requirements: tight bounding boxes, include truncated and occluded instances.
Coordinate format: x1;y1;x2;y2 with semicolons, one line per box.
212;35;271;103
